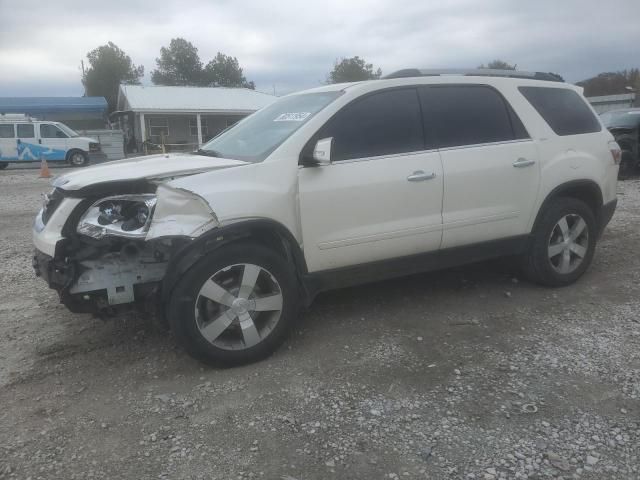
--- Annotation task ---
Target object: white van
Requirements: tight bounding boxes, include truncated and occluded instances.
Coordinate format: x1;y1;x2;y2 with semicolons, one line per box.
0;114;101;169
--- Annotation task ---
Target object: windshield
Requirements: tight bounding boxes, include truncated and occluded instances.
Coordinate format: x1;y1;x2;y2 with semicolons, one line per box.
600;110;640;129
56;123;80;137
197;91;342;162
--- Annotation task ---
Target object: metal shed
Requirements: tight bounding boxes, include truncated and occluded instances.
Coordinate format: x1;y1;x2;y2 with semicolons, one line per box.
0;97;108;130
587;93;637;114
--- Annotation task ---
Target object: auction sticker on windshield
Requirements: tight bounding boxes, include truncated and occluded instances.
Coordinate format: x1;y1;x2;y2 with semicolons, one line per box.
274;112;311;122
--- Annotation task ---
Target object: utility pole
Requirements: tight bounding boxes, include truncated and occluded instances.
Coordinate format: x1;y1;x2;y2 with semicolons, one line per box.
81;60;87;96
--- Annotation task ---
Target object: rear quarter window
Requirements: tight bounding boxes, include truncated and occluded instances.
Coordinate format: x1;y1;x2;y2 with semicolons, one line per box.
519;86;601;136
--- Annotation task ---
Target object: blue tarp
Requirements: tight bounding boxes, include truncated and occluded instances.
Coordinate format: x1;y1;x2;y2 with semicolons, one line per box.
0;97;107;114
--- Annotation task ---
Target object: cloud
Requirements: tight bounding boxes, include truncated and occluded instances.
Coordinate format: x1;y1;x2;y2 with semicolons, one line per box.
0;0;638;97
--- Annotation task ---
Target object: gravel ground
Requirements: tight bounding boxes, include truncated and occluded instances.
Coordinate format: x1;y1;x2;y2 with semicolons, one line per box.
0;169;638;480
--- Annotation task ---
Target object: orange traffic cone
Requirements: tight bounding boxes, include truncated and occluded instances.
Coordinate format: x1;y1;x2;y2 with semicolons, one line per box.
39;157;51;178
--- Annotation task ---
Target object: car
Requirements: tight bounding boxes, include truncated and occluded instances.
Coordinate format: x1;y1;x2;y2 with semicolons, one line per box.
0;114;101;169
32;69;620;366
600;108;640;178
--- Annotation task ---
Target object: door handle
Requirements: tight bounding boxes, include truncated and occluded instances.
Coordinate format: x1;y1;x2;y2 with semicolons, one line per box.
407;170;436;182
513;158;535;168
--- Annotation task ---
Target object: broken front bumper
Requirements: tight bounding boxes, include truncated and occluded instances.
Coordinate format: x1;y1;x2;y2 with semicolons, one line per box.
33;246;169;314
33;249;75;291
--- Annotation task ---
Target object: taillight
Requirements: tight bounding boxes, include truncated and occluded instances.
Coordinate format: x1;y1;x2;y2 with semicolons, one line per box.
609;141;621;165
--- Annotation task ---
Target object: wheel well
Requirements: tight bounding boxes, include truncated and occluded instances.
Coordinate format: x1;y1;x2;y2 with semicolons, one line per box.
241;225;300;268
534;181;603;230
161;219;309;304
65;148;85;161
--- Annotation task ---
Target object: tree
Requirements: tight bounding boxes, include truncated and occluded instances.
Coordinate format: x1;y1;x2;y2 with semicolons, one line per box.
577;69;640;97
151;38;204;86
327;56;382;83
203;53;255;89
82;42;144;113
478;59;517;70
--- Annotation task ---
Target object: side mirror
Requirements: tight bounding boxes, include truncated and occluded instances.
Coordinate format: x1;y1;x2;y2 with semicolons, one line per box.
311;137;333;166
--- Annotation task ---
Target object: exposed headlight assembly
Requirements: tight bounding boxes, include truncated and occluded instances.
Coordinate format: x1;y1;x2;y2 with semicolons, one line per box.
77;195;157;239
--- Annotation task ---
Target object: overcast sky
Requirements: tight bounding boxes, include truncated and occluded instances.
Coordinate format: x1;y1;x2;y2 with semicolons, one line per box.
0;0;638;97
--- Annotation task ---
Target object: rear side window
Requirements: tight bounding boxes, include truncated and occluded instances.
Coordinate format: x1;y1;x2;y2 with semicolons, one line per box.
0;124;14;138
16;124;35;138
420;85;526;148
519;86;601;136
324;88;424;161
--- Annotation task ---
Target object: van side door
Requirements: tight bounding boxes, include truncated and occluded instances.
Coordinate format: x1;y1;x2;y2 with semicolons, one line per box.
298;87;444;273
0;123;17;161
420;85;540;249
38;123;68;161
16;123;38;161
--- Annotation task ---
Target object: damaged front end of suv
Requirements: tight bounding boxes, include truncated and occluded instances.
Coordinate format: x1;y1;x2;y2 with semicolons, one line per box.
32;156;236;320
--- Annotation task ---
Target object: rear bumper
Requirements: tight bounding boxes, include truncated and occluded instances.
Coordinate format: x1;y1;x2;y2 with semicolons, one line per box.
598;198;617;236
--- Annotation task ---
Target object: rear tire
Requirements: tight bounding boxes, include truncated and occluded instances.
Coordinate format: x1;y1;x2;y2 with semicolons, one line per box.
67;150;88;167
618;150;635;179
522;197;597;287
167;242;299;366
0;162;8;170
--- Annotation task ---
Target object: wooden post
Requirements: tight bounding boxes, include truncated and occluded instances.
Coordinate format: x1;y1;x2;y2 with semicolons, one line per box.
196;113;203;148
139;113;146;153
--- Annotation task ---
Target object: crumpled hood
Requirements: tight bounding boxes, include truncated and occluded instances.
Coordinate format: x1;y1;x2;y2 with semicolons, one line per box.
52;153;248;191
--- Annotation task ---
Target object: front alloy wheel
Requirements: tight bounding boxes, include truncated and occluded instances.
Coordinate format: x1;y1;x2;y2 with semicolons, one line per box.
68;151;88;167
168;242;299;365
195;263;284;350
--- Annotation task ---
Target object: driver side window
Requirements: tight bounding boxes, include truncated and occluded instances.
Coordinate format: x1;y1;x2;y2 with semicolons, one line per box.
321;88;425;162
40;124;68;139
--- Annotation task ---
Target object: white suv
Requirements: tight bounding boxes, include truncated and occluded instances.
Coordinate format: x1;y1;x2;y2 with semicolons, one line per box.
32;69;620;365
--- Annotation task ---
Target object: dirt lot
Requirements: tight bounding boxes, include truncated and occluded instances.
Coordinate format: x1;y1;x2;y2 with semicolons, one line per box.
0;169;639;480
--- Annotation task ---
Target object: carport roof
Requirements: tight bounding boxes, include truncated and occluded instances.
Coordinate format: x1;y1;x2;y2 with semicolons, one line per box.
0;96;107;114
118;85;277;114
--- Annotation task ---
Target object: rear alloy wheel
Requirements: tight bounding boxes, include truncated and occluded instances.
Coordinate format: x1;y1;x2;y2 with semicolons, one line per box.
68;151;88;167
522;197;596;287
547;214;589;275
0;162;8;170
168;243;299;366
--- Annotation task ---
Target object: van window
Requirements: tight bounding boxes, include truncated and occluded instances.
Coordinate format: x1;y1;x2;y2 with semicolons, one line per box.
324;88;424;161
40;124;67;138
519;86;601;136
0;124;14;138
16;124;35;138
420;85;521;148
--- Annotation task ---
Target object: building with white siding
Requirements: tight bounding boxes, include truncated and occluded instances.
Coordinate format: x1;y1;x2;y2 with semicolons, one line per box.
115;85;276;153
587;93;637;114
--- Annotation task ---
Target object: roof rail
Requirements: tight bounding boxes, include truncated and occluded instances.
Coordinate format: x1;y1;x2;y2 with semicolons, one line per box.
383;68;564;82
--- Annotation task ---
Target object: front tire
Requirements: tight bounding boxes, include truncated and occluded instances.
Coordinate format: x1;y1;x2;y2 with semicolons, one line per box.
167;242;299;366
0;162;8;170
522;197;597;287
67;150;89;167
